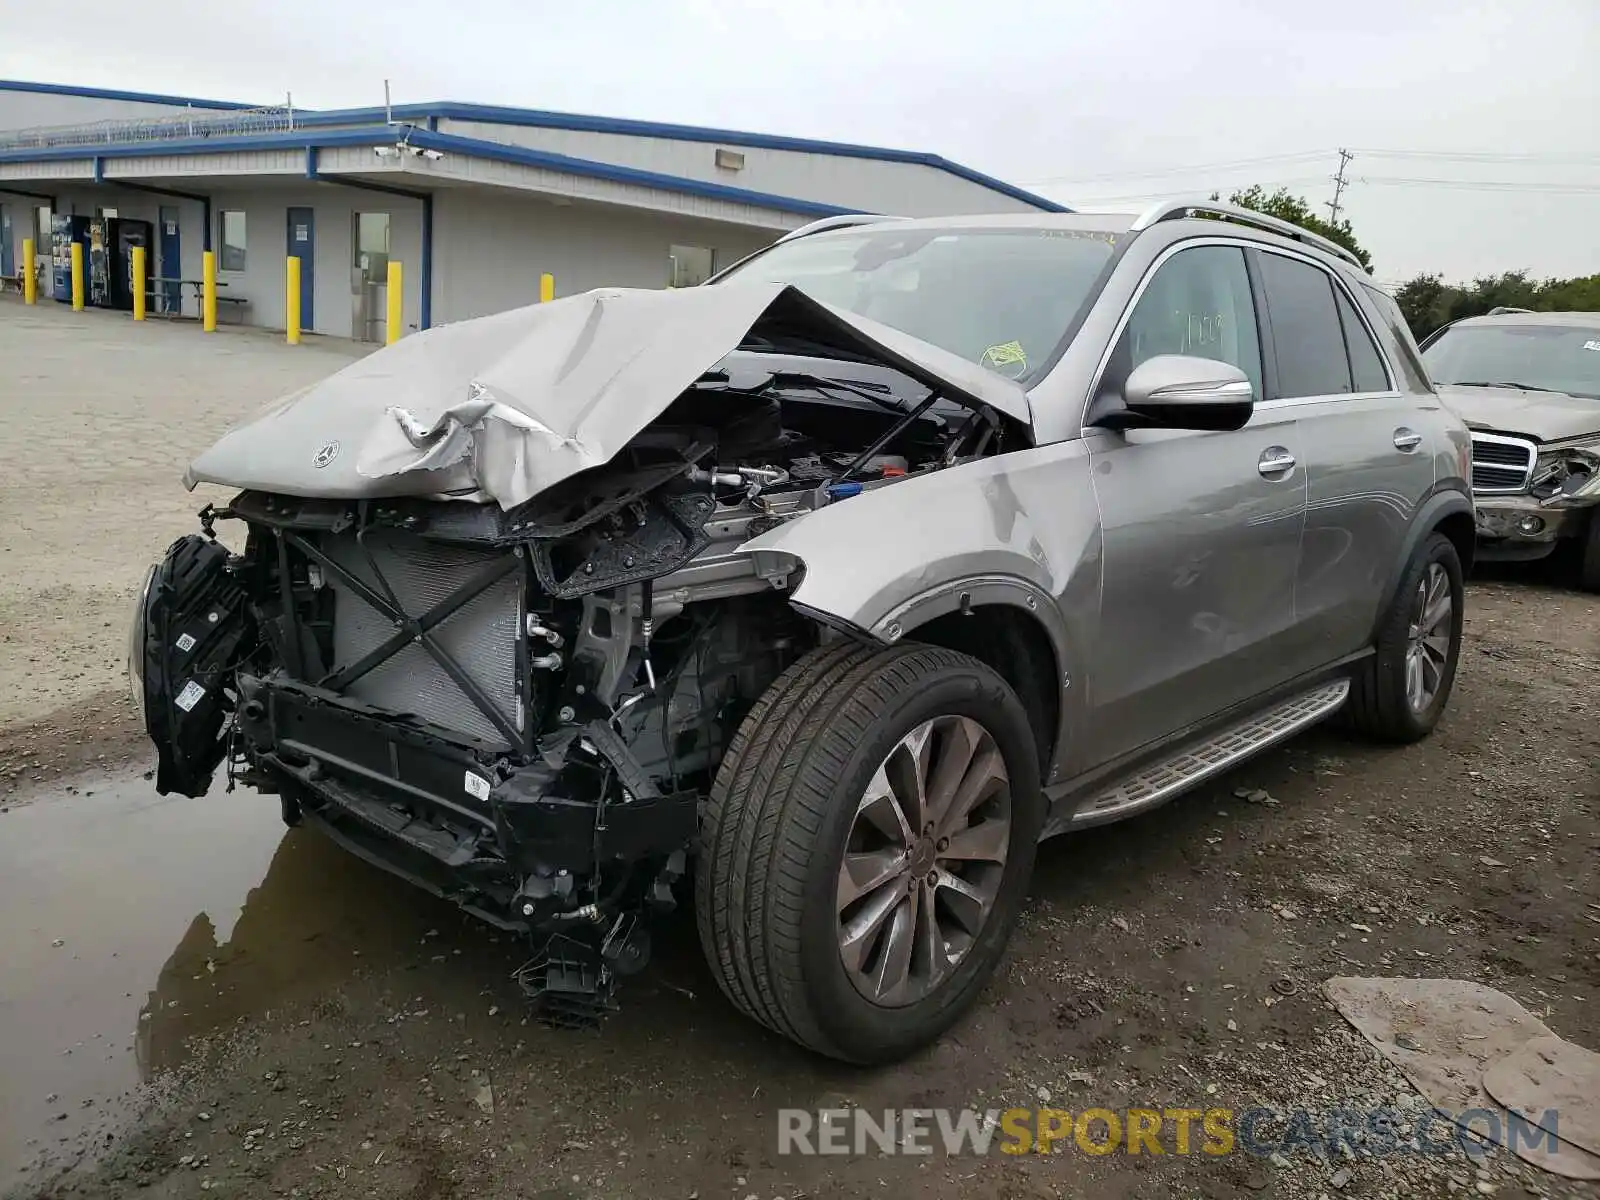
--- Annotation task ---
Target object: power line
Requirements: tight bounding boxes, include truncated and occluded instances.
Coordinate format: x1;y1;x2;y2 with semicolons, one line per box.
1024;146;1600;193
1055;176;1332;205
1359;176;1600;195
1021;150;1332;188
1350;147;1600;166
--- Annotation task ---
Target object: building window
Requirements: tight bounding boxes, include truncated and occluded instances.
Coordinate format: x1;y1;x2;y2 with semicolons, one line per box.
353;212;390;277
668;245;714;288
219;210;247;271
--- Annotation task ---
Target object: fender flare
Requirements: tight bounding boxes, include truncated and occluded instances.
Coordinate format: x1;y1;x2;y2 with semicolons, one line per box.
1371;486;1474;642
799;573;1085;786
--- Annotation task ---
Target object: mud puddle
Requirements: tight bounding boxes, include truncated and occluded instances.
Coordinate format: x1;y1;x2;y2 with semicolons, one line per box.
0;770;479;1188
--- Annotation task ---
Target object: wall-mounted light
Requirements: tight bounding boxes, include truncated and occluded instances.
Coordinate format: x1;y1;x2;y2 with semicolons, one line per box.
714;148;745;172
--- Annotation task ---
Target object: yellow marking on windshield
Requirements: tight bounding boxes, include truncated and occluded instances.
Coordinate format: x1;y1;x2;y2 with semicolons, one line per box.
981;340;1028;377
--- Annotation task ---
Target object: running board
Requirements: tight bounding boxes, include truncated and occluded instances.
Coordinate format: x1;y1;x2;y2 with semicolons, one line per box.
1060;679;1351;832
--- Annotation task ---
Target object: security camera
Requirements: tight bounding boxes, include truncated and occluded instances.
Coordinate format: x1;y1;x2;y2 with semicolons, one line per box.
404;144;423;157
420;149;444;161
373;145;400;159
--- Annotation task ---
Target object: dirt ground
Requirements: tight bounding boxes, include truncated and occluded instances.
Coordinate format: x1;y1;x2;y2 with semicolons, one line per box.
2;299;1598;1200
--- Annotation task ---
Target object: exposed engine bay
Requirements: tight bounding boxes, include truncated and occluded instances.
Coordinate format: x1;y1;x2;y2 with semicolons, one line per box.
132;336;1023;1022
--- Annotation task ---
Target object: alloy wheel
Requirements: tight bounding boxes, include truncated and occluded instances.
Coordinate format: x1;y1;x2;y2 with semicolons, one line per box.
835;715;1011;1008
1405;562;1453;712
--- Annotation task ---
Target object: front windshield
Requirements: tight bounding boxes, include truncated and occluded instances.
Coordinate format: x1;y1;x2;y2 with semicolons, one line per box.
1423;323;1600;400
716;226;1120;384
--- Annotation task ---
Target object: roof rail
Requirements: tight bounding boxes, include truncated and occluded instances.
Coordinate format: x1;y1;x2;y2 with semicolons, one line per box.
1487;306;1534;316
1130;199;1365;270
776;213;907;243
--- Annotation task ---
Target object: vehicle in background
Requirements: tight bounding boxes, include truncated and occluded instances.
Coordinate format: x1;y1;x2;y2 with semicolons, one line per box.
1424;309;1600;590
130;202;1473;1064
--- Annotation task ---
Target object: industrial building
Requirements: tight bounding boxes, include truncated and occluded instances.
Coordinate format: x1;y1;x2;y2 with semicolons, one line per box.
0;79;1064;342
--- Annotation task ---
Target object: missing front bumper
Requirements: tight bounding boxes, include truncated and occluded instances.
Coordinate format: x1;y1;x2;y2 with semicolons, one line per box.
234;673;697;931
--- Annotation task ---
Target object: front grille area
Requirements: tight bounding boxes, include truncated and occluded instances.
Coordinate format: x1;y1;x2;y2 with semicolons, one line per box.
1470;433;1537;494
320;532;523;747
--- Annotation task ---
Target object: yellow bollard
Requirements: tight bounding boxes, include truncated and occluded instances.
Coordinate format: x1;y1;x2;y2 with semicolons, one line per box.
286;256;301;345
202;251;217;332
22;238;36;305
131;245;147;321
386;260;402;345
539;273;554;303
71;241;85;311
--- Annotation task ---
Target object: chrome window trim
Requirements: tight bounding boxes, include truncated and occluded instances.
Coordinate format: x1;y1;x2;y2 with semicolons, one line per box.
1468;431;1539;495
1254;390;1402;412
1077;236;1399;433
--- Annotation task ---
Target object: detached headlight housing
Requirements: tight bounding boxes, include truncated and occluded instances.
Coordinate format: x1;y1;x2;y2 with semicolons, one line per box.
1530;435;1600;503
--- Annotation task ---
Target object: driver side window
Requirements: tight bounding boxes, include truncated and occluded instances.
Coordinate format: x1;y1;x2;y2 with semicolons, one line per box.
1113;245;1264;400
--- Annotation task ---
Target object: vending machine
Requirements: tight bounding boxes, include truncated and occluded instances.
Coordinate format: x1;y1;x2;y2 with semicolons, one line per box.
50;214;91;303
86;217;153;310
111;218;153;311
88;217;111;308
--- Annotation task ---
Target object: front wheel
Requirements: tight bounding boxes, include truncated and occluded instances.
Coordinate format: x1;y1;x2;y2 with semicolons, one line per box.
695;642;1043;1063
1342;532;1465;743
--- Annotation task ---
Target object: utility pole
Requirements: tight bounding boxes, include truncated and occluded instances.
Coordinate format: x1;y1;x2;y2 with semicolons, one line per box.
1326;148;1354;224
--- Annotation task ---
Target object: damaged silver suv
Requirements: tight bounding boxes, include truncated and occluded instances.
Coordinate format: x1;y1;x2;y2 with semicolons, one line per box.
131;202;1474;1063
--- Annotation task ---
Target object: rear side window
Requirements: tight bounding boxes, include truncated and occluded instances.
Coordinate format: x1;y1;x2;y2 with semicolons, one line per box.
1258;252;1352;398
1361;283;1433;392
1335;288;1390;392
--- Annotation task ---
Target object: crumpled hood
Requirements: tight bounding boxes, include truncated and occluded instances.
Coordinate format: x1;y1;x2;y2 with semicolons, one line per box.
184;282;1031;509
1437;384;1600;443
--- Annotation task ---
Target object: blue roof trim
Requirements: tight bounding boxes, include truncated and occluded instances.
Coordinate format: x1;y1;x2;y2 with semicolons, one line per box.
0;80;1065;212
278;102;1067;212
0;124;858;218
0;79;251;111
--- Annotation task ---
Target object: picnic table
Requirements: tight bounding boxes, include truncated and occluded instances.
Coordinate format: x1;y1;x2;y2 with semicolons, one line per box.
148;276;249;322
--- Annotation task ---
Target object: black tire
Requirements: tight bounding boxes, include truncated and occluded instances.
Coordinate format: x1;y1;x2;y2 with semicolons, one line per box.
1578;511;1600;594
695;641;1043;1063
1343;532;1465;743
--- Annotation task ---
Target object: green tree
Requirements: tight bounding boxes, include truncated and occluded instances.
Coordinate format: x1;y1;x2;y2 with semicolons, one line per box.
1224;185;1373;273
1393;273;1448;340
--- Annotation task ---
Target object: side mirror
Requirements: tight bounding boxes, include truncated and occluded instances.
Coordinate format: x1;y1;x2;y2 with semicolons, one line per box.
1097;354;1255;432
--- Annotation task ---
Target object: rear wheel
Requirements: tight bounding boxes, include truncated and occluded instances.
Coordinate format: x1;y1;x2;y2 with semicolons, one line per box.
695;642;1043;1063
1343;532;1464;743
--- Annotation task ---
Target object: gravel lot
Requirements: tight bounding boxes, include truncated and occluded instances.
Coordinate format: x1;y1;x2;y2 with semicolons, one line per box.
2;298;1597;1200
0;299;363;775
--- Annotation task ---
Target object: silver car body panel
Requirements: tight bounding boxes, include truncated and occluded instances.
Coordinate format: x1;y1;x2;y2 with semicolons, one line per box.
183;282;1030;509
740;441;1101;786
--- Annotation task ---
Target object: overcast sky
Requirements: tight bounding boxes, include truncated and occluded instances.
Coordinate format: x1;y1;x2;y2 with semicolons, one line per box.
8;0;1598;284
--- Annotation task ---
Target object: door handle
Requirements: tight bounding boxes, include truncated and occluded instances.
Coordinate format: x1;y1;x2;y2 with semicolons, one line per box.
1393;428;1423;451
1257;447;1296;478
